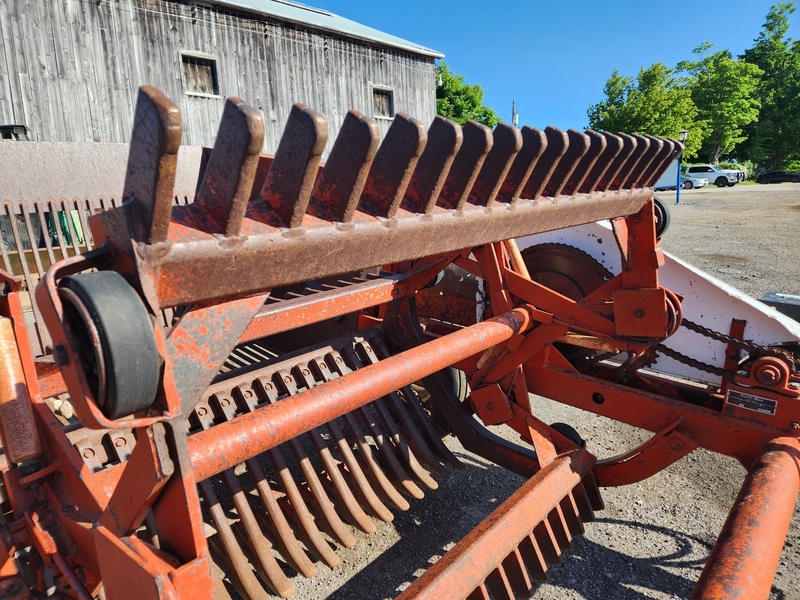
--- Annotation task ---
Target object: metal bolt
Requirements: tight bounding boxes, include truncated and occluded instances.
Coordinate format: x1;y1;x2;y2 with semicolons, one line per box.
302;369;310;376
634;309;645;318
335;356;342;364
220;398;230;407
486;402;495;411
790;382;800;390
284;376;292;384
197;406;208;416
792;422;799;430
263;382;273;390
669;438;684;451
82;448;95;459
243;389;253;399
114;438;127;448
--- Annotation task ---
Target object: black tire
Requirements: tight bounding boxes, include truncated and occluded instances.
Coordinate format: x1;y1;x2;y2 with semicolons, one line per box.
715;177;728;188
682;180;693;190
59;271;159;419
727;182;736;187
792;176;799;183
550;422;586;448
653;196;671;238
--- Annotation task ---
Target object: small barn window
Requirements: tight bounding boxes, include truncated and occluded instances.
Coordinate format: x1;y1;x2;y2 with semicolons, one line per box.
373;88;394;118
181;54;219;97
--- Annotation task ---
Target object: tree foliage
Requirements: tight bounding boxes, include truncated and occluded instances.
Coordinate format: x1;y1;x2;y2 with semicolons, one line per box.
587;63;703;158
740;2;800;168
436;61;500;128
677;43;762;164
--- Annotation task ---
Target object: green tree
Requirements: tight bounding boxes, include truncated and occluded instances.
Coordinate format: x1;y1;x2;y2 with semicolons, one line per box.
741;3;800;167
436;61;500;128
587;63;703;158
677;43;762;164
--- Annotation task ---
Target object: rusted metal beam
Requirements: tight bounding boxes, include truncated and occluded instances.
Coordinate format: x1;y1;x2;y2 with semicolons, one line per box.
188;307;535;480
691;437;800;600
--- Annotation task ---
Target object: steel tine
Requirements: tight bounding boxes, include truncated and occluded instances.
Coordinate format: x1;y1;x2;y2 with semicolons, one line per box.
402;116;463;214
599;133;638;192
257;103;328;228
561;130;607;196
611;133;649;190
307;356;395;522
468;123;523;206
359;114;427;218
541;129;590;197
637;136;674;188
502;548;534;596
532;519;563;564
271;370;358;548
291;364;378;534
123;86;182;244
357;338;449;478
436;120;494;210
573;481;596;522
341;348;427;499
485;565;515;600
496;126;547;203
519;533;549;580
467;583;491;600
618;133;654;189
308;110;380;223
199;480;271;600
625;135;663;189
192;98;265;236
580;132;623;193
645;138;682;187
559;492;585;536
347;344;438;490
231;385;318;578
521;126;567;200
548;506;573;549
323;351;412;511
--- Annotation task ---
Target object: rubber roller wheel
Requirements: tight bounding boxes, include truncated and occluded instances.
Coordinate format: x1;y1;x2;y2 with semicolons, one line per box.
653;196;671;238
59;271;159;420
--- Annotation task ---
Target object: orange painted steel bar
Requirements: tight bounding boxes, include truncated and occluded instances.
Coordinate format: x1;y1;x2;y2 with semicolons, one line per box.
691;436;800;600
397;449;594;599
189;307;534;480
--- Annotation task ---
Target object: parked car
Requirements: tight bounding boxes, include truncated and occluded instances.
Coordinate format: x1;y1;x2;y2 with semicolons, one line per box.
756;170;800;184
681;175;708;189
685;164;746;187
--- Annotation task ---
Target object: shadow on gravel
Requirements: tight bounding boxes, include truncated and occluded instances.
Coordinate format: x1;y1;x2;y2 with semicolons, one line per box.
325;507;723;599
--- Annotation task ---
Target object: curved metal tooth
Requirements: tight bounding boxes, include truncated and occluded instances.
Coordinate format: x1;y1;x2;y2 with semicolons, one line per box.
340;348;427;499
468;123;523;206
231;385;319;578
541;129;590;197
291;365;378;534
561;130;607;196
644;138;682;187
306;356;396;523
436;120;494;210
355;338;450;478
502;548;534;596
307;110;380;223
496;126;547;203
199;480;272;600
123;86;182;244
624;135;663;189
559;491;585;537
611;133;649;190
203;395;294;597
521;126;567;200
580;132;623;194
193;98;265;236
359;114;427;218
599;133;638;192
256;103;328;228
271;370;358;549
402;116;463;214
323;351;412;511
252;379;341;568
637;136;673;188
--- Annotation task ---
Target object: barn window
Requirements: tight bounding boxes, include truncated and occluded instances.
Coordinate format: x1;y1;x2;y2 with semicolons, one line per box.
373;88;394;118
181;54;219;96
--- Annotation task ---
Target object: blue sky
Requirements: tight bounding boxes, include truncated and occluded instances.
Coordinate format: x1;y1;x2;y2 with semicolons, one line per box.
314;1;797;130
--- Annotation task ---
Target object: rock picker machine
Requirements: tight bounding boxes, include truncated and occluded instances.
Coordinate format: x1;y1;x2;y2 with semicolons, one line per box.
0;87;797;599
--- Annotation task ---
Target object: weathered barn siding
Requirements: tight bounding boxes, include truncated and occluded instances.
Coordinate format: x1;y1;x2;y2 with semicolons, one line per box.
0;0;437;154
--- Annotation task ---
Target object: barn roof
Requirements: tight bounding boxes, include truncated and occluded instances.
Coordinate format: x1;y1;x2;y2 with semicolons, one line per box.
210;0;444;58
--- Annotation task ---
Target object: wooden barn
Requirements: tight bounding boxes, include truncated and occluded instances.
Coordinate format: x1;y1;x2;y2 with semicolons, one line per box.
0;0;442;152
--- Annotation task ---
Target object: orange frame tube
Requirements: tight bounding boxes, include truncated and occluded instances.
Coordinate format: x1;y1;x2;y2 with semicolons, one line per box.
691;437;800;600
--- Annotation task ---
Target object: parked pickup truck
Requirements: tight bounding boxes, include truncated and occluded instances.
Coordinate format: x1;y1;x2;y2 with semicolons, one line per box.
685;164;746;187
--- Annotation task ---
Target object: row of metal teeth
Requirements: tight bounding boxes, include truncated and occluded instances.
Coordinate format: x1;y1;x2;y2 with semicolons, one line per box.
129;86;680;246
184;333;462;598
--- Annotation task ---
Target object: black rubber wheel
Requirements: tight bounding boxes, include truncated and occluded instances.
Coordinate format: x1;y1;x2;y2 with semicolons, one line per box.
715;177;728;188
653;196;671;238
682;180;692;190
550;422;586;448
59;271;159;419
792;176;799;183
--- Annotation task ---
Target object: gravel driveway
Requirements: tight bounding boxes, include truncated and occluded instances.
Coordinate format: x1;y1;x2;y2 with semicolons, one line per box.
291;183;800;600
